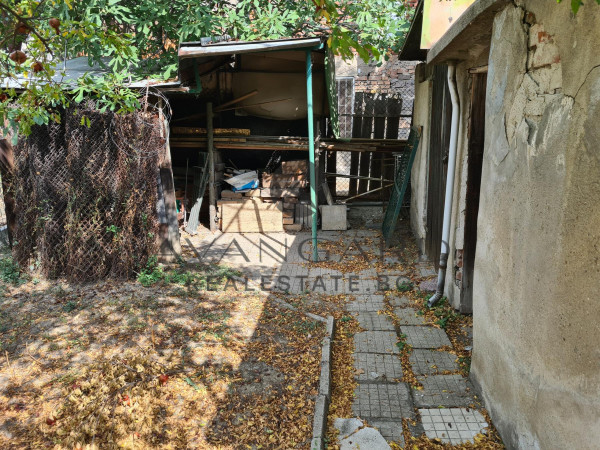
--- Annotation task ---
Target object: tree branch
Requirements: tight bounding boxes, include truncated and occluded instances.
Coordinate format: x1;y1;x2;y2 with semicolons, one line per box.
0;2;54;56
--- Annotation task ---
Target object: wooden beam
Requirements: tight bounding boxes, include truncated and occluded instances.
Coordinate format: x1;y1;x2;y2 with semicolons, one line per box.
158;100;182;262
213;90;258;112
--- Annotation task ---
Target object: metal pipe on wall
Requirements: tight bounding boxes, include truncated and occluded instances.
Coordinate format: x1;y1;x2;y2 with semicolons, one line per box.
428;63;460;307
306;49;318;262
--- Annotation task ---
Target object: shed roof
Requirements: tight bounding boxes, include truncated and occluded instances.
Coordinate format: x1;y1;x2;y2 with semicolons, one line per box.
178;37;325;62
0;56;180;91
398;1;427;61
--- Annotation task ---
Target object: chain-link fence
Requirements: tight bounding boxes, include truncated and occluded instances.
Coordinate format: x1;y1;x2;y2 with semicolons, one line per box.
10;101;165;281
324;150;397;201
336;85;414;140
326;77;414;201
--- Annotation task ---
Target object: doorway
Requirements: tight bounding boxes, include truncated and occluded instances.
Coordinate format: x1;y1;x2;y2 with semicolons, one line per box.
460;72;487;313
425;65;452;266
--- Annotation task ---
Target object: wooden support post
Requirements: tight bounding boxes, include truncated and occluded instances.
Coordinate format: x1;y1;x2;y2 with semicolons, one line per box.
207;102;217;232
349;92;364;196
0;139;15;247
158;106;182;261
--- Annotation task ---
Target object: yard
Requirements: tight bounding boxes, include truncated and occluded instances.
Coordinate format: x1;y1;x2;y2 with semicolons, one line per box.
0;258;332;449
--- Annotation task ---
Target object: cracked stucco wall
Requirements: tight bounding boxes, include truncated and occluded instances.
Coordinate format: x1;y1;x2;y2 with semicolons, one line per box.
471;1;600;449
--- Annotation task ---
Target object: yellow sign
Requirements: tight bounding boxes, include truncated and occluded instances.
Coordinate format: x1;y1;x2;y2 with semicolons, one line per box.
421;0;476;49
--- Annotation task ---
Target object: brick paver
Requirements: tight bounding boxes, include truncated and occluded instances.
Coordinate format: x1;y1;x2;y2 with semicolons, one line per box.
347;296;385;312
388;294;411;308
356;312;396;331
354;353;403;382
352;383;415;420
354;331;399;354
369;420;405;445
410;349;459;375
420;408;488;445
413;375;476;408
393;307;426;325
401;326;452;348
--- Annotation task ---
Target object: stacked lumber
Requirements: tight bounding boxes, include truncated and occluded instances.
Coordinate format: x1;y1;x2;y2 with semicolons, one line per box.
265;160;308;231
217;160;309;233
219;198;283;232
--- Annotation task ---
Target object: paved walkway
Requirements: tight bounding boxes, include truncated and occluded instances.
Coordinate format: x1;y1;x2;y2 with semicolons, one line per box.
339;283;488;448
183;229;488;448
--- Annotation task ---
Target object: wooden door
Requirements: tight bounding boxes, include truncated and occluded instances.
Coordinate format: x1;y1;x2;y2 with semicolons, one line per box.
461;72;487;313
425;65;452;266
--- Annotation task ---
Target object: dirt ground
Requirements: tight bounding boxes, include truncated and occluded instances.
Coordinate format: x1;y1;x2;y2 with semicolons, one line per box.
0;265;332;449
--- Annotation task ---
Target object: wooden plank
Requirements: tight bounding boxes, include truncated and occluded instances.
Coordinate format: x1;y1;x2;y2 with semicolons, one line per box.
385;96;401;140
281;160;308;174
262;173;307;188
348;91;363;197
351;93;364;138
373;94;387;139
221;199;283;232
171;127;251;136
358;152;371;194
361;93;375;139
221;189;243;198
260;188;302;198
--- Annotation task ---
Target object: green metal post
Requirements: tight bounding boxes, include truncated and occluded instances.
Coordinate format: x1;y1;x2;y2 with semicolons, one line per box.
306;50;318;262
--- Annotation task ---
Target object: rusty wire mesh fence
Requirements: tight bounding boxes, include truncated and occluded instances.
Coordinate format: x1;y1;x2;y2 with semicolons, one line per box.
336;84;414;140
326;79;414;201
11;100;165;281
324;150;397;200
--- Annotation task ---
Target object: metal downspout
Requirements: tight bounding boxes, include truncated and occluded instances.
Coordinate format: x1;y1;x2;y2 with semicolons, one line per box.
306;49;318;262
428;63;460;307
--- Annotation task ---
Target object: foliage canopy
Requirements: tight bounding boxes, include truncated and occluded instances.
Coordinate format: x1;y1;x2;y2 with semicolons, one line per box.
0;0;412;136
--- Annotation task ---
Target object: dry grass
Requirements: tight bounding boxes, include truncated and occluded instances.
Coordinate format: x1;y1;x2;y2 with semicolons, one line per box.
0;273;326;449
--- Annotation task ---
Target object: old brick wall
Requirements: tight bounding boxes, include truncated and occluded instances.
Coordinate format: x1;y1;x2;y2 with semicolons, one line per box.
336;55;418;95
354;59;417;95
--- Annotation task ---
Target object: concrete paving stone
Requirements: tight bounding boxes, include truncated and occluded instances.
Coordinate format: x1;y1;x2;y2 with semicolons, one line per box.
401;326;451;349
354;331;399;354
413;375;476;408
393;307;426;325
339;426;391;450
354;353;403;382
353;294;385;302
369;420;405;446
347;301;385;312
356;312;396;331
352;383;415;420
334;418;364;440
418;265;437;278
419;408;488;445
388;294;411;308
419;279;437;292
347;295;385;312
410;349;459;375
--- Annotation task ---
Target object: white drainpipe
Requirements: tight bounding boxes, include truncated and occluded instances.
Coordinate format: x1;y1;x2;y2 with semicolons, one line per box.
428;63;460;308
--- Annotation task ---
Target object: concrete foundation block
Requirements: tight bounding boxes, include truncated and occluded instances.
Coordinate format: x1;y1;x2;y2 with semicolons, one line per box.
320;205;347;231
